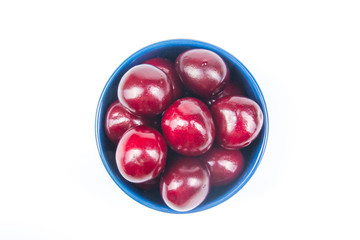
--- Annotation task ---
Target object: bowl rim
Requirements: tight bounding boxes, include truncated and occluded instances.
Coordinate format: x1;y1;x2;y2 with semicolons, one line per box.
95;39;269;214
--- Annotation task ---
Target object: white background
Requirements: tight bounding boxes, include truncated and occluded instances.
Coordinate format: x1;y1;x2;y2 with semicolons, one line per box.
1;0;359;239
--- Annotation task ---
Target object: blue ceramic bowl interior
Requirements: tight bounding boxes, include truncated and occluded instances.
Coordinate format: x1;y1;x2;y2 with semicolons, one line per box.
95;39;269;213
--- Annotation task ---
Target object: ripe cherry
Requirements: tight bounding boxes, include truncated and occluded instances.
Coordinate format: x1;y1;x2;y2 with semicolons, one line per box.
116;126;167;183
161;97;215;156
104;100;151;144
211;96;263;149
201;146;245;186
118;64;172;116
175;49;229;98
160;157;210;212
144;58;183;101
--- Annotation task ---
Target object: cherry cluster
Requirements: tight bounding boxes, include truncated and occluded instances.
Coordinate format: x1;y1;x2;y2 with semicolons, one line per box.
105;49;263;212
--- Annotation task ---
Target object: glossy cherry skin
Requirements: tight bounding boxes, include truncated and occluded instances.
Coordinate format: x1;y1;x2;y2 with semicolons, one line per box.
160;157;210;212
115;126;167;183
144;58;183;101
211;96;263;149
161;97;215;156
118;64;172;116
206;80;246;106
201;146;245;186
105;100;151;144
175;49;229;98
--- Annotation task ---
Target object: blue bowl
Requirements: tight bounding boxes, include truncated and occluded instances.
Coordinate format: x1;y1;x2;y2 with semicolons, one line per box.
95;39;269;213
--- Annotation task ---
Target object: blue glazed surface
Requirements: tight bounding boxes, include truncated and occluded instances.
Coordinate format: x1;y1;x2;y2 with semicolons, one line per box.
95;39;269;214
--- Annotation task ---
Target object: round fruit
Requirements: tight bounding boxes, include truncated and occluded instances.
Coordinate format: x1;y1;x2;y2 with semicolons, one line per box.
175;49;229;98
160;157;210;212
161;97;215;156
211;96;263;149
105;100;151;144
116;126;167;183
144;58;183;101
118;64;172;116
206;80;246;106
201;146;245;186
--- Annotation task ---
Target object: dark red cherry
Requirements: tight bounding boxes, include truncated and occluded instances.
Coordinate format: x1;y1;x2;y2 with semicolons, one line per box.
116;126;167;183
211;96;263;149
201;146;245;186
104;100;151;144
206;80;246;106
160;157;210;212
144;58;183;101
175;49;229;98
161;97;215;156
118;64;172;116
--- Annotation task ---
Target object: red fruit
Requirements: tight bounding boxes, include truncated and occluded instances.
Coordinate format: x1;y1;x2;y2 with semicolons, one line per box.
211;96;263;149
160;157;210;212
206;80;246;106
175;49;229;98
201;146;245;186
144;58;183;101
161;97;215;156
104;100;151;143
116;126;167;183
118;64;172;116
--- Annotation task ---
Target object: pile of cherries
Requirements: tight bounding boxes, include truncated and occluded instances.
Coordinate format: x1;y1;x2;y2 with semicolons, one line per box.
105;49;263;212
